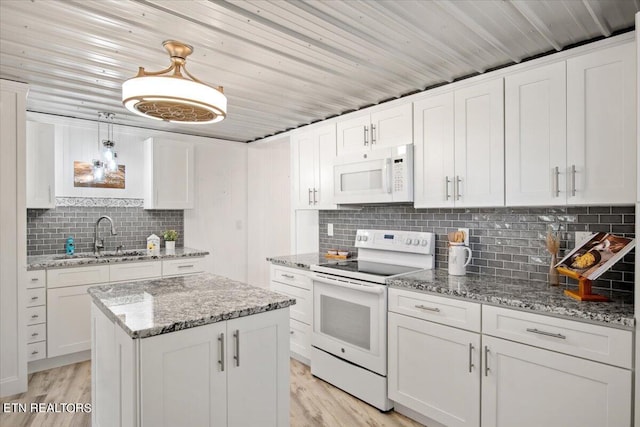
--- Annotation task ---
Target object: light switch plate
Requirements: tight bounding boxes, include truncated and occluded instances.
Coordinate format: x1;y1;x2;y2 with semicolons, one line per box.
327;223;334;237
458;228;470;246
575;231;594;244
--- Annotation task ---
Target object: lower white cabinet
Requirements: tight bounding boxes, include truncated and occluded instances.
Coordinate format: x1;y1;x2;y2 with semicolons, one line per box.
481;335;631;427
388;310;480;427
47;284;93;357
92;303;290;427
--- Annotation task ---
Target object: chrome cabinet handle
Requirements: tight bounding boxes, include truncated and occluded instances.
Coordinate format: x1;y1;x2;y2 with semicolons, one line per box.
484;346;490;376
282;274;295;279
468;343;474;373
31;350;39;355
233;329;240;367
444;176;451;200
313;188;318;205
31;278;39;282
553;166;560;197
31;332;39;337
415;304;440;312
31;314;39;319
526;328;566;340
31;296;38;300
364;125;369;146
177;264;194;269
570;165;576;196
455;176;462;200
371;124;376;144
218;333;225;372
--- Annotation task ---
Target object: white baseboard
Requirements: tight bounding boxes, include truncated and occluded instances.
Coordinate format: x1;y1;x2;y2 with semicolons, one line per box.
28;350;91;374
393;402;446;427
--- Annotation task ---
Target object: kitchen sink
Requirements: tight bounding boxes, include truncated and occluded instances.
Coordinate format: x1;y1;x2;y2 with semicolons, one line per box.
52;249;148;260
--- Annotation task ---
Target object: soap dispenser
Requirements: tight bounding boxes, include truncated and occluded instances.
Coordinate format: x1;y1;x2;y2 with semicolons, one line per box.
65;236;75;255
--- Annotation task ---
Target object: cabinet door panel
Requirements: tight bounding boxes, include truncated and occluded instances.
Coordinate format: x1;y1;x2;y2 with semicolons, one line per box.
567;42;636;204
316;124;336;208
26;121;55;209
293;132;317;209
140;322;227;427
505;62;567;206
336;113;370;156
47;285;92;357
145;139;195;209
482;336;631;427
388;312;480;427
371;103;412;149
454;79;504;207
413;92;455;208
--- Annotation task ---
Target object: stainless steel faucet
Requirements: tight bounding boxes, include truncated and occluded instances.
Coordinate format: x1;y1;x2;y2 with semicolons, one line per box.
94;215;117;255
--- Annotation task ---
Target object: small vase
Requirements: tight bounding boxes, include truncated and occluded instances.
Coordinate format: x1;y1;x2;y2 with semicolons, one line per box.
549;253;559;286
165;240;175;255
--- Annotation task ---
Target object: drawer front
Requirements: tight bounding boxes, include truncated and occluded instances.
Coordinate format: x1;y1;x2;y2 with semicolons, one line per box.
26;306;46;326
271;265;311;291
110;261;162;282
162;257;204;277
482;305;633;368
27;324;46;344
47;265;109;288
26;287;46;307
27;341;46;362
290;318;311;360
26;270;46;289
271;281;311;324
388;288;481;332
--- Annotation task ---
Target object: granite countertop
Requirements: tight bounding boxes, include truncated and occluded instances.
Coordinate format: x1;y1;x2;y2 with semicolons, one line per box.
266;252;327;270
388;269;635;329
27;247;209;270
88;272;296;339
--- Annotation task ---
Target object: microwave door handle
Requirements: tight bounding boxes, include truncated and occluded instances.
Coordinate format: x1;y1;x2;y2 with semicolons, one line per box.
384;158;392;193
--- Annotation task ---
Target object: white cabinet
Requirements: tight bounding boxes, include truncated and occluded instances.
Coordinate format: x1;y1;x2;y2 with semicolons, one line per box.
0;80;28;398
505;62;567;206
26;121;55;209
144;138;195;209
414;79;504;208
481;335;631;427
162;257;205;277
93;304;290;427
566;41;636;205
110;261;162;282
336;103;412;156
47;284;93;357
270;264;312;363
291;124;336;209
388;288;481;427
25;271;47;362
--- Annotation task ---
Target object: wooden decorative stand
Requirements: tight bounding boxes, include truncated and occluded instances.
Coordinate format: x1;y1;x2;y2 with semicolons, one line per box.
556;266;609;302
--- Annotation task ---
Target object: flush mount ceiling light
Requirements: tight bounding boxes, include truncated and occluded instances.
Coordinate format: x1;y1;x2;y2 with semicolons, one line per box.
122;40;227;124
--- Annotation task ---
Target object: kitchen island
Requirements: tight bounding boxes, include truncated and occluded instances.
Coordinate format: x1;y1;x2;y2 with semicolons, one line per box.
89;273;295;427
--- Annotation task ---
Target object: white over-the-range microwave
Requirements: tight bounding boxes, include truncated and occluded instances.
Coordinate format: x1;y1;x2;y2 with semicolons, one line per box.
333;144;413;204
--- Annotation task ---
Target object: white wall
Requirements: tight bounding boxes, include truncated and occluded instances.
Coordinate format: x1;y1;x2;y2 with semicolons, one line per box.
247;137;291;288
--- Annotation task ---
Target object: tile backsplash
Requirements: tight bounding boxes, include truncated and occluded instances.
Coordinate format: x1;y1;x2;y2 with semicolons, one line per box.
319;205;635;292
27;206;183;255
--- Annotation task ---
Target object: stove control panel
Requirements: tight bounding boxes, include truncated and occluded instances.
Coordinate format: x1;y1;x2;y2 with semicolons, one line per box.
355;229;435;255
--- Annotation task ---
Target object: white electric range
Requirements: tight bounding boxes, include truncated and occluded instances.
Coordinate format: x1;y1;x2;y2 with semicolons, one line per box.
310;229;435;411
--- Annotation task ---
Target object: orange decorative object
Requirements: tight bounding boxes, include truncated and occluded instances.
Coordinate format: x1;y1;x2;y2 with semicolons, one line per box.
325;254;350;260
556;266;609;302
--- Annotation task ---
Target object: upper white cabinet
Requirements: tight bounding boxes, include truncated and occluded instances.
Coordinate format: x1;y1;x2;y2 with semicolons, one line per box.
336;103;412;156
26;121;55;209
566;42;636;205
291;124;336;210
144;138;195;209
414;79;504;208
505;62;567;206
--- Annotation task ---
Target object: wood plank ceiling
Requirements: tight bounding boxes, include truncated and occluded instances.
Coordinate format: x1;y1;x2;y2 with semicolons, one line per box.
1;0;638;142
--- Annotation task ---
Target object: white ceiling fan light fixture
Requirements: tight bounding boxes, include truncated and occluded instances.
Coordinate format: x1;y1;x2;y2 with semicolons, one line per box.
122;40;227;124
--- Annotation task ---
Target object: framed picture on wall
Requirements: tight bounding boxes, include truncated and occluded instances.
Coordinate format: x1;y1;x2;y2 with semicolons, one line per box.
73;161;126;189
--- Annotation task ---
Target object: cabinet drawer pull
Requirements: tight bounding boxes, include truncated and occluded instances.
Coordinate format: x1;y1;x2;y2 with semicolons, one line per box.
31;314;39;319
290;330;295;335
468;343;474;373
31;332;39;337
31;278;39;282
455;176;462;200
484;346;490;376
177;265;194;269
282;274;295;279
31;296;39;300
415;304;440;312
233;329;240;367
31;350;39;355
218;333;225;372
526;328;566;340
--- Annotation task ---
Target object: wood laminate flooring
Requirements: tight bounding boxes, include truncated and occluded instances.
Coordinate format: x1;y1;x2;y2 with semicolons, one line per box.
1;359;424;427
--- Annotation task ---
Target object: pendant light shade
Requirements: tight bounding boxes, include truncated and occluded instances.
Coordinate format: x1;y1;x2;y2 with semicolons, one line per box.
122;41;227;124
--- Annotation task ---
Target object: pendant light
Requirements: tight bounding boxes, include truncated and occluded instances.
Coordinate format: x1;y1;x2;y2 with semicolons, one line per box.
122;40;227;124
92;112;119;182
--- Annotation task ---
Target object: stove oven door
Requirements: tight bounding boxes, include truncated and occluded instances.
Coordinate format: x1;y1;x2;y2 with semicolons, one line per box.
311;273;387;376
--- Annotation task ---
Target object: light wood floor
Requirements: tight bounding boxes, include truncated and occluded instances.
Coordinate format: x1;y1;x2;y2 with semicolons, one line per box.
1;359;424;427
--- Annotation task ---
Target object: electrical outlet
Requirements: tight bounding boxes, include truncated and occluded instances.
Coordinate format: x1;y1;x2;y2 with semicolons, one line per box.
458;228;470;246
327;223;334;237
575;231;594;244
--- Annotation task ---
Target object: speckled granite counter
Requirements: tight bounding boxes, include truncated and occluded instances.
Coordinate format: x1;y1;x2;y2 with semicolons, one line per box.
388;269;634;329
27;247;209;270
266;252;326;270
88;273;296;339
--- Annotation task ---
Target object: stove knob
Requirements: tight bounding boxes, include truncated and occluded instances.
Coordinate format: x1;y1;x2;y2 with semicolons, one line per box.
363;235;368;242
421;240;428;246
356;235;362;241
405;238;412;245
413;240;420;246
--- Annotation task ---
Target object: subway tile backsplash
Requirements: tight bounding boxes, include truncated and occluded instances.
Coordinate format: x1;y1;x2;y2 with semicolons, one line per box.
27;206;183;255
319;205;635;293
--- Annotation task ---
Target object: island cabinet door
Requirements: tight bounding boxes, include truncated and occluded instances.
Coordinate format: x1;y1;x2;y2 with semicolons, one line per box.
139;321;228;427
226;308;290;427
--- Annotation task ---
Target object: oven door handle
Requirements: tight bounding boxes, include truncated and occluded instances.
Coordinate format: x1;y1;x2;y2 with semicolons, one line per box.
313;276;384;295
